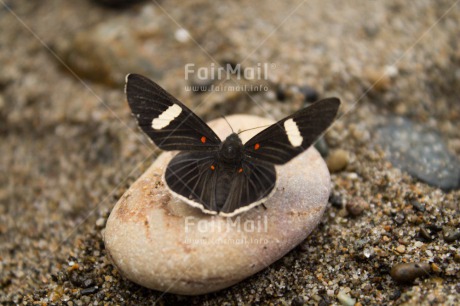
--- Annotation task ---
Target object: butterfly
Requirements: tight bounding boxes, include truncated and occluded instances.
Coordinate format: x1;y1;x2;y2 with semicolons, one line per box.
125;74;340;217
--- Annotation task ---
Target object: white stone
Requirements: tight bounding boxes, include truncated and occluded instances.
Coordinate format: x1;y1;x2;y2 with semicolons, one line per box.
174;28;190;43
104;115;331;295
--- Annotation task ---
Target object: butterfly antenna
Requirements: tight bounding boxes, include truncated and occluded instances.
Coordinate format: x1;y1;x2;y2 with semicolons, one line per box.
221;115;234;133
237;124;271;135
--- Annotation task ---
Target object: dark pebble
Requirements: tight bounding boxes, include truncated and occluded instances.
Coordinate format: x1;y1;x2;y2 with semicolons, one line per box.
390;262;431;283
318;298;330;306
81;286;99;295
314;137;329;157
219;60;241;76
69;272;84;287
454;254;460;263
375;117;460;191
291;296;305;306
276;85;287;102
394;213;405;225
189;73;215;94
329;193;343;209
411;200;425;212
363;23;380;38
354;238;369;249
426;224;443;232
83;278;95;288
390;289;402;300
418;227;434;242
55;271;67;284
299;85;319;103
444;229;460;243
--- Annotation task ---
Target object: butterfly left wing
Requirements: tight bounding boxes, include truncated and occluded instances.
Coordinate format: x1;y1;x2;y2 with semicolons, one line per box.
243;98;340;165
125;74;221;151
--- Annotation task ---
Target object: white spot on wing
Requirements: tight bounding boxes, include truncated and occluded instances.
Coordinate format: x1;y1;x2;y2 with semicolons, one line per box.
124;74;131;94
152;104;182;130
284;118;303;147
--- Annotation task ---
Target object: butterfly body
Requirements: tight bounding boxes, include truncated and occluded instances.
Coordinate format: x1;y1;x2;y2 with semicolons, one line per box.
218;133;244;163
125;73;340;217
164;132;277;215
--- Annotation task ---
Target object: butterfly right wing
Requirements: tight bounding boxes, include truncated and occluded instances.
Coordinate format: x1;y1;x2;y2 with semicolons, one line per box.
126;74;221;151
243;98;340;164
218;161;276;217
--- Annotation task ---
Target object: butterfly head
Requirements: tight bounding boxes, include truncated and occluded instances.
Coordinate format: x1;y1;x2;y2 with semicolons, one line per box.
220;133;243;162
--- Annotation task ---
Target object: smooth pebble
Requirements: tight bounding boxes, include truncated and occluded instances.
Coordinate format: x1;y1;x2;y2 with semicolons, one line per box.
346;197;369;216
326;149;349;173
444;229;460;243
298;85;319;103
375;117;460;191
337;290;356;306
390;262;431;283
104;115;332;295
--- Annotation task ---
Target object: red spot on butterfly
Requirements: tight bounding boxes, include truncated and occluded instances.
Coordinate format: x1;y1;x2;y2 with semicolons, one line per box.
254;143;260;150
201;136;206;143
210;165;215;170
238;168;243;173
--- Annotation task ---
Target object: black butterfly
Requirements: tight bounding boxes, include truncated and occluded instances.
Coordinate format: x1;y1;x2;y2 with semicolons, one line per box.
125;74;340;217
